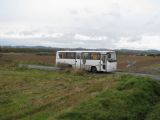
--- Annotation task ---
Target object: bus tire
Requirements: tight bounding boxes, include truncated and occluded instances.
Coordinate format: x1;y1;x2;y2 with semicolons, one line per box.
91;66;97;73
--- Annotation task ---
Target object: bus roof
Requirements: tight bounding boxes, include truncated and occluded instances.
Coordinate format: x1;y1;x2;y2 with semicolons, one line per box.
57;50;115;53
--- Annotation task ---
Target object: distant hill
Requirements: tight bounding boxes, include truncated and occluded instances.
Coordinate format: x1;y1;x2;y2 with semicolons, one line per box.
116;49;160;55
0;46;160;55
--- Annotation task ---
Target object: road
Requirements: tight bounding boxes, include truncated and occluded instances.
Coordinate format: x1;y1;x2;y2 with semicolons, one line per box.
117;72;160;81
19;64;61;71
20;64;160;81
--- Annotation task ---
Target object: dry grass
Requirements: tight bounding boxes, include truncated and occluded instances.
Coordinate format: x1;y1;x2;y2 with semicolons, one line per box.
1;53;160;74
117;54;160;74
0;53;55;65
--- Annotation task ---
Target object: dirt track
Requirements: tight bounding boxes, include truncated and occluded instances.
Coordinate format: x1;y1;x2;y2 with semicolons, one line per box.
21;64;160;81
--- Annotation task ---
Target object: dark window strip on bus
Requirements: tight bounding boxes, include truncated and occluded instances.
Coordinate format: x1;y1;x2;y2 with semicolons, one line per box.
59;52;100;60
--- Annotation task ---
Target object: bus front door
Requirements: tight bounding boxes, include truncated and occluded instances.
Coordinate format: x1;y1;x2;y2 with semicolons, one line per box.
101;54;107;71
75;53;81;69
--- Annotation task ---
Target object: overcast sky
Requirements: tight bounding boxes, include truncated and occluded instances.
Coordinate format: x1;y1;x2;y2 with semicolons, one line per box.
0;0;160;50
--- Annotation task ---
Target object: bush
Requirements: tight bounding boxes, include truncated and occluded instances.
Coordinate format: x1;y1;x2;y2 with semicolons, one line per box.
146;103;160;120
63;68;87;76
57;63;72;69
58;75;160;120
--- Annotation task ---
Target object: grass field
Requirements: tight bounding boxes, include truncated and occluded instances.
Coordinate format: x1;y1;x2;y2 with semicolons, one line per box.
58;75;160;120
117;54;160;74
0;65;116;120
0;53;55;66
0;64;160;120
0;53;160;120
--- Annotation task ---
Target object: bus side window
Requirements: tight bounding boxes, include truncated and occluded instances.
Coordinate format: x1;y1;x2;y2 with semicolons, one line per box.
108;53;111;59
62;52;76;59
91;53;100;60
97;54;100;60
85;53;88;59
88;53;91;59
66;53;68;59
62;53;67;59
93;53;97;60
62;53;65;59
70;52;76;59
101;55;105;63
77;53;81;59
59;53;62;58
82;53;88;59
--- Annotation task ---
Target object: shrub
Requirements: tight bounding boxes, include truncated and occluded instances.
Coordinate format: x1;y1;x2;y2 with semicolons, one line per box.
58;75;160;120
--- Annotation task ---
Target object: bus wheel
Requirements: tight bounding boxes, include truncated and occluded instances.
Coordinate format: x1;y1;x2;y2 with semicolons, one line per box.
91;66;97;73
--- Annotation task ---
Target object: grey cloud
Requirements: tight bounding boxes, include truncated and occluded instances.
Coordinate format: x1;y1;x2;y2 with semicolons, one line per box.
69;9;79;15
1;0;160;50
118;35;143;42
19;31;35;36
83;8;92;14
5;31;16;35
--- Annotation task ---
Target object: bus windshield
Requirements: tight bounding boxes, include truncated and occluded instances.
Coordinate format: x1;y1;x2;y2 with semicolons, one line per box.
107;52;116;62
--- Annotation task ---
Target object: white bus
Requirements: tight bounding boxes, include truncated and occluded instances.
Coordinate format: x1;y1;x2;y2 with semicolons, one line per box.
56;51;117;72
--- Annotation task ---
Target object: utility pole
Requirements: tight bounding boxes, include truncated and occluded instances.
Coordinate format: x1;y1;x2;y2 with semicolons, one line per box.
0;39;3;54
0;39;1;53
0;39;2;58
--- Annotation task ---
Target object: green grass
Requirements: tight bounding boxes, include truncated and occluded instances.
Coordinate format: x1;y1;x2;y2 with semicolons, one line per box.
146;102;160;120
58;75;160;120
0;64;160;120
0;66;115;120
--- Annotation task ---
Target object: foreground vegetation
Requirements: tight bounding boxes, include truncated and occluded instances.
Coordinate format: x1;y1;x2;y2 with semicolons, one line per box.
0;66;116;120
58;75;160;120
0;63;160;120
